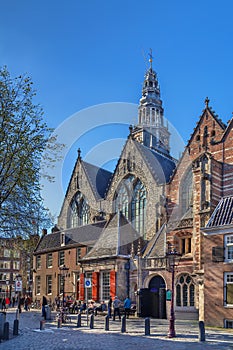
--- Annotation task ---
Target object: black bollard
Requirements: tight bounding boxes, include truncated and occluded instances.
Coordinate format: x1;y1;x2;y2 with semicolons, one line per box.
77;313;82;327
13;319;19;336
40;320;45;331
198;321;205;342
121;315;126;333
3;322;9;340
57;317;62;328
90;314;94;329
105;315;109;331
145;317;150;335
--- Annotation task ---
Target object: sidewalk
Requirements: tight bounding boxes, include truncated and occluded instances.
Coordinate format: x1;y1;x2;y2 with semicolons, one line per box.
0;308;233;350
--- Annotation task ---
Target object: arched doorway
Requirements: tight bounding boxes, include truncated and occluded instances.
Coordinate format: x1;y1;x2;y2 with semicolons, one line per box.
148;275;166;318
138;275;166;318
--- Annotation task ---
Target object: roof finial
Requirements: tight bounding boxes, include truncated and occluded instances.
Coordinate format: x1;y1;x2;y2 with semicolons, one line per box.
149;48;153;69
205;97;210;108
77;148;81;160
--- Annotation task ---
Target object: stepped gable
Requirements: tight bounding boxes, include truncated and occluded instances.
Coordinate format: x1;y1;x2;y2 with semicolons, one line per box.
134;139;176;183
34;221;106;253
206;196;233;228
143;223;166;258
82;161;113;199
82;212;141;260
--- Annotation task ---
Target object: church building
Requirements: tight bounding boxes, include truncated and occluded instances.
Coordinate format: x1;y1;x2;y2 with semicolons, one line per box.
33;57;233;328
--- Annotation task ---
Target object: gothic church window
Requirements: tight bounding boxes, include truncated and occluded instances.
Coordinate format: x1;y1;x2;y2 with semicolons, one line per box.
176;274;195;307
180;169;193;215
68;192;90;228
115;175;147;236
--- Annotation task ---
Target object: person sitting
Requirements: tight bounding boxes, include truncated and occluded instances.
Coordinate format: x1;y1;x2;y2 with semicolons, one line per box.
87;301;95;314
71;300;77;314
94;301;107;315
79;301;86;313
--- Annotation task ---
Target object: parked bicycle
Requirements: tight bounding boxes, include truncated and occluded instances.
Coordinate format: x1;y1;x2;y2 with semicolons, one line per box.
56;307;72;323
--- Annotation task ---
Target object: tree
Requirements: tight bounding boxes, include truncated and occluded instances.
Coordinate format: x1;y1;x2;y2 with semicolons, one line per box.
0;66;63;238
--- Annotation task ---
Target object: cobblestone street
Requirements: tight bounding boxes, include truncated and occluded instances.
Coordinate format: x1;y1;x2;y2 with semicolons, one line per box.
0;309;233;349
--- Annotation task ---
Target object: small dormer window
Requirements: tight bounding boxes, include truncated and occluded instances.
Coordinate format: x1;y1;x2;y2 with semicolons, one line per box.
61;232;65;246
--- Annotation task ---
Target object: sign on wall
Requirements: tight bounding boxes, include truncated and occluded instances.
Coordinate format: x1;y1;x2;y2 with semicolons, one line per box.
15;280;22;292
85;278;92;288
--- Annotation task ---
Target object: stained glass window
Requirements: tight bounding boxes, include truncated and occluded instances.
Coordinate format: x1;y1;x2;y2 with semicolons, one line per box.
115;176;147;236
69;192;90;228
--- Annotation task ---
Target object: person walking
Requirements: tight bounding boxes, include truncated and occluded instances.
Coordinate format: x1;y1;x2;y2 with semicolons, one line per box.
42;296;48;319
113;296;121;321
124;296;131;318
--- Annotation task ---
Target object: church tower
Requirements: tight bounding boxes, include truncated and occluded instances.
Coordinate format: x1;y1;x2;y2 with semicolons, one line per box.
132;52;170;156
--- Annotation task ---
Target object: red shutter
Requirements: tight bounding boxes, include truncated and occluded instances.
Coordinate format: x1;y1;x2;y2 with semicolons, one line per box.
79;273;85;301
110;270;116;298
92;272;99;301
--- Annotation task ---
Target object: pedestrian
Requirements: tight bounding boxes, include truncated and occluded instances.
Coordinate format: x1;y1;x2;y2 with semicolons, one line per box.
124;296;131;318
108;296;112;318
2;298;6;311
42;295;48;319
113;296;121;321
5;296;10;310
12;296;15;307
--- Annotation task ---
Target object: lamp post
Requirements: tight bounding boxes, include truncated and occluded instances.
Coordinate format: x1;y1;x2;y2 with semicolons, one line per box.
15;274;22;316
6;279;9;298
166;249;181;338
59;265;69;308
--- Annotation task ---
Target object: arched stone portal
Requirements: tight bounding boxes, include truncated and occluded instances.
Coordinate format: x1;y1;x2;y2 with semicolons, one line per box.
139;275;167;318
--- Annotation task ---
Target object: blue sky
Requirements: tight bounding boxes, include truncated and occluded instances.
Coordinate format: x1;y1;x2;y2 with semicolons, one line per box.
1;0;233;221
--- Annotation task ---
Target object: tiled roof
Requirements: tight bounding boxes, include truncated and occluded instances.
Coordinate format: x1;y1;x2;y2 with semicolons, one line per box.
143;224;166;258
134;140;177;183
82;212;141;260
82;161;112;199
206;196;233;228
34;221;106;254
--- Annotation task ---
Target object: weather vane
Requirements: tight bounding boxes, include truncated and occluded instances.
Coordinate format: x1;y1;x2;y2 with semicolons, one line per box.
149;48;153;68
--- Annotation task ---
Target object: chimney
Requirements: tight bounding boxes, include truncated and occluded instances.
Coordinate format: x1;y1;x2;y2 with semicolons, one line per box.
42;229;47;236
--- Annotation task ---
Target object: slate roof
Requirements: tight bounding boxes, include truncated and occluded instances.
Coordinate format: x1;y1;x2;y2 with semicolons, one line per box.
82;212;141;260
134;140;177;183
206;196;233;228
34;221;106;254
143;224;166;258
82;161;112;199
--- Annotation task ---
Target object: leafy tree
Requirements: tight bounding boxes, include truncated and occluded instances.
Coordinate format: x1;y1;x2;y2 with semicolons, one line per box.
0;66;63;238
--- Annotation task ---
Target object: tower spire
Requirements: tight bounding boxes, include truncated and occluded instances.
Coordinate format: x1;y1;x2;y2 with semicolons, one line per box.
131;51;171;156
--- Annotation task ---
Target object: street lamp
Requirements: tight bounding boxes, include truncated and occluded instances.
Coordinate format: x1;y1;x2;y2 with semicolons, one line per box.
59;265;69;308
5;279;9;298
15;274;22;315
166;248;181;338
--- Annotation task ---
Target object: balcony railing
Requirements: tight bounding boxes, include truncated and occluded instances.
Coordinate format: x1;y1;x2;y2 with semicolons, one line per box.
142;257;167;270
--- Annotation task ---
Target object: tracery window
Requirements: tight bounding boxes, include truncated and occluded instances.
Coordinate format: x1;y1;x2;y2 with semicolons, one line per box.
176;274;195;307
68;192;90;228
115;175;147;236
180;169;193;215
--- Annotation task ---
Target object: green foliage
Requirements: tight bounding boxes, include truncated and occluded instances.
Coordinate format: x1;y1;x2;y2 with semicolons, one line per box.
0;66;63;238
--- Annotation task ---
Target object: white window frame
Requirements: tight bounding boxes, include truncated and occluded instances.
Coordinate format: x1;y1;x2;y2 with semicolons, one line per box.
35;276;41;295
46;275;52;295
224;272;233;306
101;271;110;300
225;235;233;262
47;253;53;268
